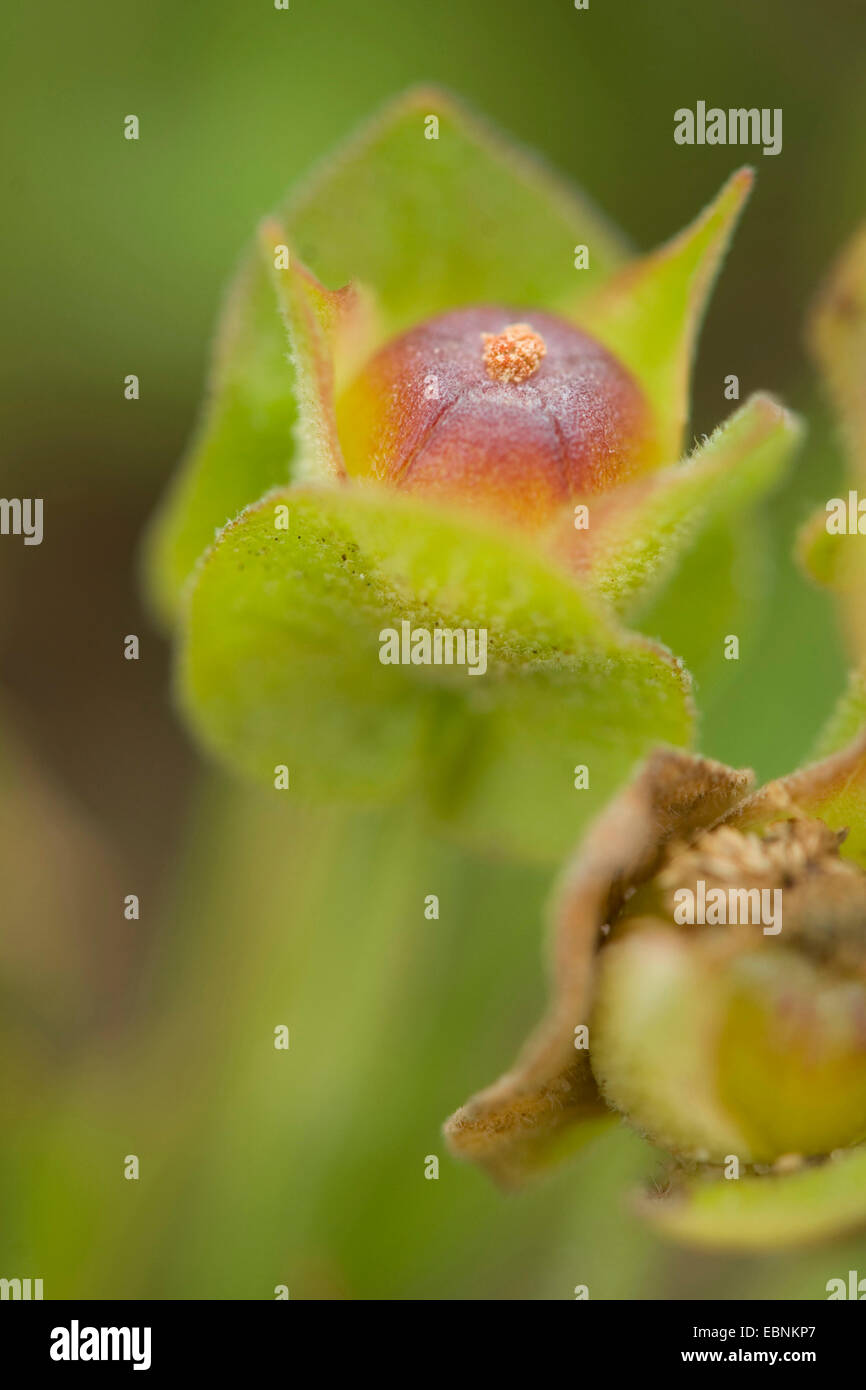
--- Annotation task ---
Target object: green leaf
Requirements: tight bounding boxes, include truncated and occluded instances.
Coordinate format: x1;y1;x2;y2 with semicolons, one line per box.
179;487;693;862
146;87;627;625
797;504;855;590
260;230;380;484
635;513;769;696
145;255;300;626
812;664;866;758
804;223;866;667
570;169;753;464
642;1147;866;1250
797;504;866;665
280;86;627;333
810;222;866;481
734;729;866;869
553;393;799;616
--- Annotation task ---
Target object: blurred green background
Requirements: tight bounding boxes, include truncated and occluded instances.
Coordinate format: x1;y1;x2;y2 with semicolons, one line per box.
1;0;865;1298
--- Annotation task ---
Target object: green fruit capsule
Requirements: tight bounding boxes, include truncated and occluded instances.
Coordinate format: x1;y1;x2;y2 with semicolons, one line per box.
590;819;866;1166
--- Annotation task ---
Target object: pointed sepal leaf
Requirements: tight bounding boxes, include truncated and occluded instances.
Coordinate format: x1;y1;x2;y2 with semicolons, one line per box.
261;222;383;484
145;249;299;626
179;489;693;863
282;86;627;332
570;169;753;464
548;393;799;616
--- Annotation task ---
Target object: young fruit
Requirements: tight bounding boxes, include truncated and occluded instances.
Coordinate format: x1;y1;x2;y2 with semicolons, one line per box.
591;818;866;1164
336;307;657;530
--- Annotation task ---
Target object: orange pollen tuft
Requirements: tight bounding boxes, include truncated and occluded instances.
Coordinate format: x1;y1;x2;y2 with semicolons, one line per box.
481;323;547;384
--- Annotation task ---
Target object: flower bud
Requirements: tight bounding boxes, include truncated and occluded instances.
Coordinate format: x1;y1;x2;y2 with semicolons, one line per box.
336;307;657;529
591;818;866;1164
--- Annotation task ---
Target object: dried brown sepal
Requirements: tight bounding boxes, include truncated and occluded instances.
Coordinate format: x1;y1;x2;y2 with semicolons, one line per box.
728;730;866;867
444;749;753;1186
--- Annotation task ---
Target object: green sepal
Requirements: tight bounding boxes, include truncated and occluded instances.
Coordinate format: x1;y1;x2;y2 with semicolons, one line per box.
557;393;799;616
145;87;627;625
642;1147;866;1251
179;487;693;862
570;169;753;465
